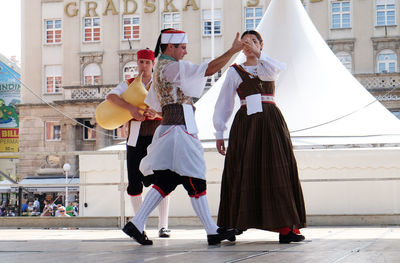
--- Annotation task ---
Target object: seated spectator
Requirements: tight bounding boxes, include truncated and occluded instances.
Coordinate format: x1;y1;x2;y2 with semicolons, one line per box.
57;206;70;217
21;200;29;213
41;200;53;217
31;207;41;216
73;202;79;216
66;202;74;217
27;202;34;215
33;198;40;212
54;204;62;217
7;209;15;217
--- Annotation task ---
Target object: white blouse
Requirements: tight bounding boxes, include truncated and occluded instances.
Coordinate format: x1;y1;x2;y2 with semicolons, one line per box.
145;60;209;112
213;53;286;140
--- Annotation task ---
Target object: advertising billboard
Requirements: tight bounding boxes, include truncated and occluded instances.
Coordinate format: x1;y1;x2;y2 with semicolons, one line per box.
0;59;20;154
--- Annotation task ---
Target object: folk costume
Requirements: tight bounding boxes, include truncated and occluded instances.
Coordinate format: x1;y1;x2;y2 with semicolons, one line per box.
108;49;170;237
213;53;307;242
122;29;237;245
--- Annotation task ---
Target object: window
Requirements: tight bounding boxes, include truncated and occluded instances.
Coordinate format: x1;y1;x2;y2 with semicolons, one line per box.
245;7;263;31
205;70;222;88
162;12;181;29
45;19;62;44
331;1;351;29
123;61;138;80
336;52;352;72
113;125;128;139
83;120;96;140
377;50;397;73
376;0;396;26
123;15;140;40
83;63;101;85
84;17;101;42
391;110;400;119
203;10;222;36
45;65;62;93
45;122;61;141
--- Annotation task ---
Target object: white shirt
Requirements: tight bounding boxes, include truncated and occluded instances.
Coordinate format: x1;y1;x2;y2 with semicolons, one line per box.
213;53;286;139
145;59;209;112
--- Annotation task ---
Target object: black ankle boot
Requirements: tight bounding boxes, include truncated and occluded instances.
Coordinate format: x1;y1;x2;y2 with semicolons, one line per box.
279;230;305;244
207;227;238;245
122;221;153;245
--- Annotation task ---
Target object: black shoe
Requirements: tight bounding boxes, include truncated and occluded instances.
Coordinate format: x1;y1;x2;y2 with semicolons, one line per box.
159;227;171;238
122;221;153;245
227;229;244;241
207;227;237;245
279;231;305;244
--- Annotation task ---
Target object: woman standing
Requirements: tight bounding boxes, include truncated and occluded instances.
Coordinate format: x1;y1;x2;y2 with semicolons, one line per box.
213;30;306;243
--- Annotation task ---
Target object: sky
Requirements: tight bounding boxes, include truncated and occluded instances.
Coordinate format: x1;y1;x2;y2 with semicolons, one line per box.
0;0;21;62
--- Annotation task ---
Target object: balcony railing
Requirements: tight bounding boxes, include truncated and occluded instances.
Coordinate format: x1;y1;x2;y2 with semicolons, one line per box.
62;84;116;100
61;74;400;101
354;73;400;91
354;73;400;102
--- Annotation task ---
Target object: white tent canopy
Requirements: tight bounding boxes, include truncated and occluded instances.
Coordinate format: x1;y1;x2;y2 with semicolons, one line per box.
0;179;12;193
195;0;400;148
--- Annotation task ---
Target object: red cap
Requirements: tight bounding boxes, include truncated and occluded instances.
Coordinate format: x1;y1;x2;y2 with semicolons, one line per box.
137;49;155;62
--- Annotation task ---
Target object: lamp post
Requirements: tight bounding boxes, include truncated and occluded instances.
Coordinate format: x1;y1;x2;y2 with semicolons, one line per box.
63;163;71;207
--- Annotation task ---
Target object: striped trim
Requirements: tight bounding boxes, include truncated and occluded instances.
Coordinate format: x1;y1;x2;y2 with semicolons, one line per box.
240;94;275;106
128;193;142;197
152;185;167;198
189;190;207;199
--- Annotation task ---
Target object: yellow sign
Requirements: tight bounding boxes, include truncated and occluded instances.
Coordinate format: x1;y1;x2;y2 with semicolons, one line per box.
0;128;19;156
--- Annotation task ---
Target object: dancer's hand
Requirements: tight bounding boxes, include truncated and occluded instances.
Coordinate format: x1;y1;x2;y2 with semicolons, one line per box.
230;32;243;54
129;106;145;121
144;107;158;120
243;39;261;58
216;139;226;155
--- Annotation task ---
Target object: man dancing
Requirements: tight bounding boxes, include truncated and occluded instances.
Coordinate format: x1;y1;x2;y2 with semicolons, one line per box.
122;29;243;245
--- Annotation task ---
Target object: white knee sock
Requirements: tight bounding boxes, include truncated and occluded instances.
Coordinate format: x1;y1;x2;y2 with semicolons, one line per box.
130;195;142;215
190;196;218;235
158;195;170;230
131;188;163;233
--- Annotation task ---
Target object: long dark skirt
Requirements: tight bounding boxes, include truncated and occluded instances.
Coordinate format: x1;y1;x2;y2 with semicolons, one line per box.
217;103;306;232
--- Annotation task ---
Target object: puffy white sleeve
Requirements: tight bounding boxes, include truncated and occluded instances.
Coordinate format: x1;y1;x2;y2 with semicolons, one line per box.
144;83;162;112
257;53;287;81
107;81;128;96
179;60;208;98
212;68;240;140
162;60;208;98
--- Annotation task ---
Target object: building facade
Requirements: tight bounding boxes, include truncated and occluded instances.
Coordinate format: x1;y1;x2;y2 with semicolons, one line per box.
19;0;400;179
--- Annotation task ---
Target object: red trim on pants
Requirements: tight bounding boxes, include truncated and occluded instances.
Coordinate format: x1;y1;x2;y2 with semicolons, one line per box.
188;178;197;196
128;193;142;197
152;185;167;198
189;190;207;199
188;178;206;198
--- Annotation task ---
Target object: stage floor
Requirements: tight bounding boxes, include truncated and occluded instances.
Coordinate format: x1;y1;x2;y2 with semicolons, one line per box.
1;226;400;263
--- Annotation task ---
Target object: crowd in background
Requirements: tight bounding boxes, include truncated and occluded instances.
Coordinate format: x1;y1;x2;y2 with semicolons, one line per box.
0;198;79;217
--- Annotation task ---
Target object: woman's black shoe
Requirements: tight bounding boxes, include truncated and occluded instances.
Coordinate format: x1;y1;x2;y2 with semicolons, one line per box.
279;231;305;244
207;227;237;245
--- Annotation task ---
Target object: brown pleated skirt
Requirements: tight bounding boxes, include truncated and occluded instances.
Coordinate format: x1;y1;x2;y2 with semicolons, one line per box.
217;103;306;232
